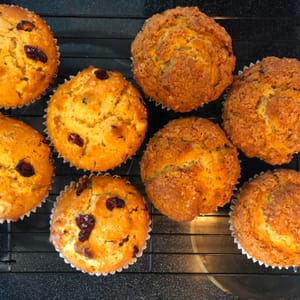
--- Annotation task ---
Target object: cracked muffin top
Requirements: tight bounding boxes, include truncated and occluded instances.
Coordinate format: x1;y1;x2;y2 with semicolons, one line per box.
0;114;53;222
140;117;240;221
0;4;59;108
222;56;300;165
46;66;147;172
50;175;150;275
131;6;235;112
230;169;300;268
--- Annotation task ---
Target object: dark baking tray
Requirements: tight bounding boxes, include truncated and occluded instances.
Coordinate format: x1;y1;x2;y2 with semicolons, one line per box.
0;1;299;299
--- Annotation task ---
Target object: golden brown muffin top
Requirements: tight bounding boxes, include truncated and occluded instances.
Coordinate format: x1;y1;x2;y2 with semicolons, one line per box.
223;56;300;165
131;6;235;112
141;117;240;221
50;175;150;275
46;66;147;172
230;169;300;267
0;114;53;222
0;4;59;108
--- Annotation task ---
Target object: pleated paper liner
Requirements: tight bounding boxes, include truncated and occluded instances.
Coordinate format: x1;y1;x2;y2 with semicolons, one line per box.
43;67;147;174
0;4;60;110
0;163;54;224
229;170;299;270
49;173;152;276
0;121;55;224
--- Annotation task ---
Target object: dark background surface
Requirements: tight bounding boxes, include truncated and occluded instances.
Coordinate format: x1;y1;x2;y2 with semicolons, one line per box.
0;1;299;299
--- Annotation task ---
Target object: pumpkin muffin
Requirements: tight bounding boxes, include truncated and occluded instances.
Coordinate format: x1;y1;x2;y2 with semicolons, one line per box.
0;114;53;222
50;175;150;275
46;66;147;172
230;169;300;268
223;56;300;165
131;6;235;112
0;4;59;108
140;117;240;222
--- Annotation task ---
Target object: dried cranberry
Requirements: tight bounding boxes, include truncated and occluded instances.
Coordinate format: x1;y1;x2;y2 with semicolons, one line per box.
94;69;109;80
119;235;129;246
15;160;35;177
75;178;89;196
68;133;84;147
24;45;47;63
106;197;125;211
16;20;35;31
132;245;139;258
76;214;95;242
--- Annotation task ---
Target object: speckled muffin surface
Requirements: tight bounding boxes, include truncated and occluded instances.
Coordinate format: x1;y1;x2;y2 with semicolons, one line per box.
50;175;150;275
46;66;147;172
0;4;59;108
230;169;300;267
223;56;300;165
0;114;53;222
131;6;235;112
140;117;240;222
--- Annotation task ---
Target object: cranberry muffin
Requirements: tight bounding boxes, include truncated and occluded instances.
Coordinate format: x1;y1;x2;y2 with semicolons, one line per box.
140;117;240;222
131;6;235;112
230;169;300;268
50;175;150;275
0;114;53;222
46;66;147;172
0;4;59;108
223;56;300;165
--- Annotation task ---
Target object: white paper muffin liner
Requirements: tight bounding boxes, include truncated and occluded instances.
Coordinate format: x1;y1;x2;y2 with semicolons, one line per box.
221;58;300;166
0;170;54;224
228;171;298;270
49;174;152;276
43;70;145;173
0;5;60;110
0;128;55;224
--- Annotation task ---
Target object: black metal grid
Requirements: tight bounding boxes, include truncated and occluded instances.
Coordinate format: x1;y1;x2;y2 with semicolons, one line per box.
0;1;299;299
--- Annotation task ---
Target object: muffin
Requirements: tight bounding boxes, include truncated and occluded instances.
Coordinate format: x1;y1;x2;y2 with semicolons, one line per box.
0;114;53;222
222;56;300;165
0;4;59;108
140;117;240;222
230;169;300;268
131;6;235;112
46;66;147;172
50;175;150;275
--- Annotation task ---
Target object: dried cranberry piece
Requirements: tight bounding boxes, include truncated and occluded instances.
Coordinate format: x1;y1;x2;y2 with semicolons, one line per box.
16;20;35;31
75;178;89;196
24;45;48;63
94;69;109;80
119;235;129;246
75;214;95;242
15;160;35;177
68;133;84;147
106;197;125;211
132;245;139;258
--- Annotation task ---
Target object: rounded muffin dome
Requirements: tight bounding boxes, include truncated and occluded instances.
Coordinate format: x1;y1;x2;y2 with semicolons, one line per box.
0;4;59;108
0;114;53;222
223;56;300;165
140;117;240;221
131;6;235;112
50;175;150;275
46;66;147;172
230;169;300;268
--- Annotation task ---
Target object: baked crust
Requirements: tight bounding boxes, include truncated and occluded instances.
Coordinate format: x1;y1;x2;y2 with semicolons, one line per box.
230;169;300;267
140;117;240;221
50;175;150;274
0;4;59;108
46;66;147;171
131;6;235;112
223;56;300;165
0;114;53;221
